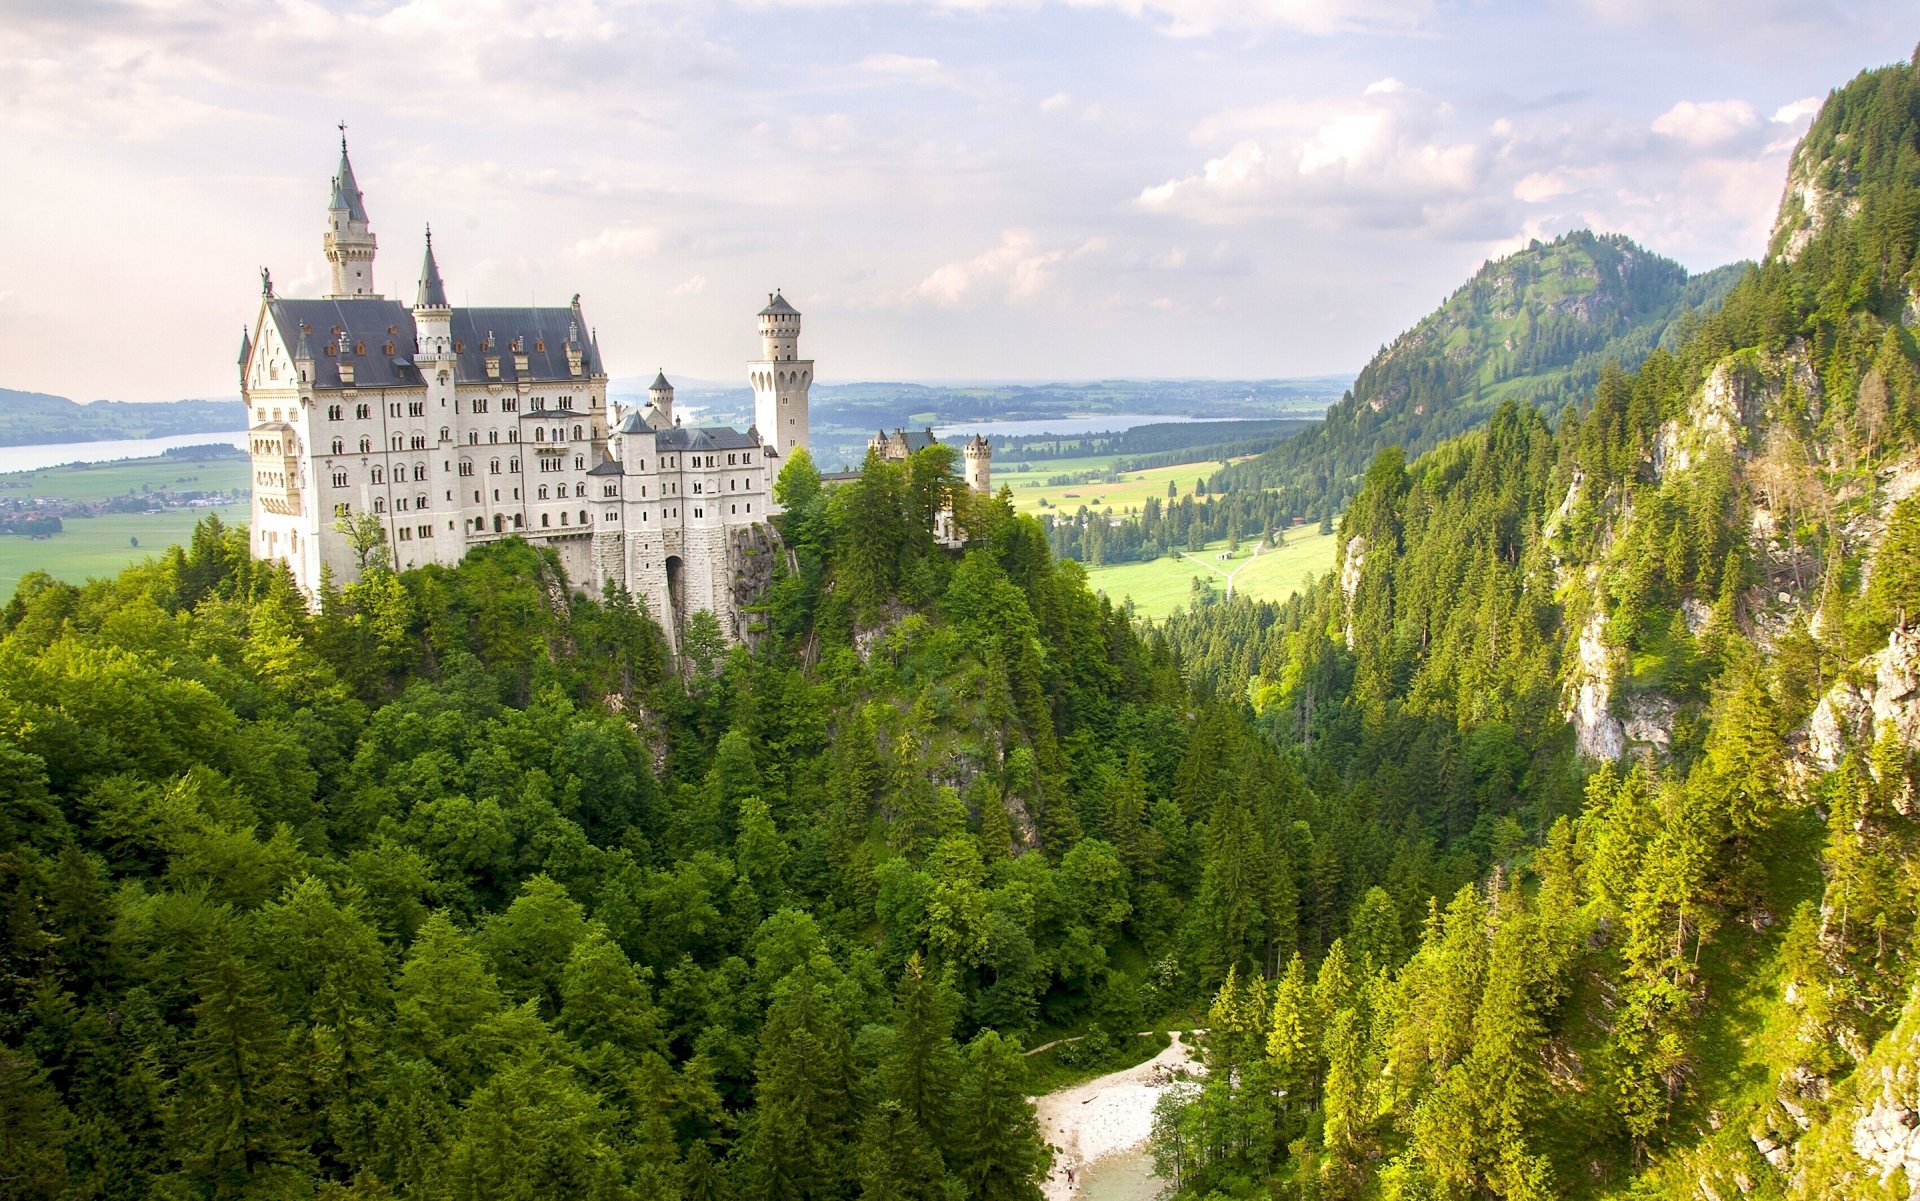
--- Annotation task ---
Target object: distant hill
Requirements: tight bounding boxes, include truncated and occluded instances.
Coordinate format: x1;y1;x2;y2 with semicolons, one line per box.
1211;230;1747;521
0;388;246;447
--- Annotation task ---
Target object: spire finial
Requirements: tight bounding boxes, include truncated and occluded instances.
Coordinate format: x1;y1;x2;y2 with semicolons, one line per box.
338;119;348;151
425;222;432;245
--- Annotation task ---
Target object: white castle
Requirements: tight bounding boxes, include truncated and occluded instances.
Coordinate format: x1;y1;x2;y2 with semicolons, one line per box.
240;135;988;650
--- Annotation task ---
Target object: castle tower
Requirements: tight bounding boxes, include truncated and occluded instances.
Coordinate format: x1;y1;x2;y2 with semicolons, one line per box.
964;434;992;494
323;131;380;299
413;227;451;355
646;369;675;429
748;291;811;461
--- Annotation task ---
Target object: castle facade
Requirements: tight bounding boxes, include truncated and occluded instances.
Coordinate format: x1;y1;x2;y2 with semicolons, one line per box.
240;136;987;649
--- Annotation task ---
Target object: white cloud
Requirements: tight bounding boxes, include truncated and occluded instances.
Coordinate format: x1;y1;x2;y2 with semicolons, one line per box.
907;230;1108;306
673;274;708;295
1651;99;1759;146
1772;96;1822;125
569;225;662;260
1040;91;1073;112
1139;82;1482;229
857;51;946;79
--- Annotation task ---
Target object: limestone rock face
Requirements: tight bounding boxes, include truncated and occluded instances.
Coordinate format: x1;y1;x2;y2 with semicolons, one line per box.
1570;610;1625;760
1339;535;1367;650
724;522;781;647
1803;628;1920;767
1852;1097;1920;1196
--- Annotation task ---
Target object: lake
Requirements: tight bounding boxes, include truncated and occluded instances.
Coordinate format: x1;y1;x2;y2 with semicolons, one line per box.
930;414;1247;441
0;431;250;474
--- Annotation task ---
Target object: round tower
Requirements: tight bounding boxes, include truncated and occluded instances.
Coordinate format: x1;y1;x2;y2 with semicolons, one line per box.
964;434;992;494
323;130;380;299
647;369;675;427
749;290;812;461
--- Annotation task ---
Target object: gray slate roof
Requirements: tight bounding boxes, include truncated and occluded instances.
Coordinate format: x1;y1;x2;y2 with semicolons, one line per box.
330;139;370;222
265;298;599;391
655;426;761;452
416;233;448;308
759;292;798;317
650;370;673;392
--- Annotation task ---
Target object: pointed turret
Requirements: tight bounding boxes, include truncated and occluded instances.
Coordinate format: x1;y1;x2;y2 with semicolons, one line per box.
330;133;370;223
416;226;448;309
237;328;252;389
323;127;380;299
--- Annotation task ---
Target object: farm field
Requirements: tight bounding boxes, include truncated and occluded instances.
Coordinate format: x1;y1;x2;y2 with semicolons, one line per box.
997;454;1255;517
0;454;248;504
0;452;251;597
1079;528;1338;619
0;506;251;598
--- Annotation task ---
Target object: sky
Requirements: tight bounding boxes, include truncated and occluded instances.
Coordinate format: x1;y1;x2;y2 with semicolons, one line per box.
1;1;1913;401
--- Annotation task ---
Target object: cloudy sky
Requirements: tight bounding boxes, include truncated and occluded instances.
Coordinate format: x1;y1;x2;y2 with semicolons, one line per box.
2;0;1912;400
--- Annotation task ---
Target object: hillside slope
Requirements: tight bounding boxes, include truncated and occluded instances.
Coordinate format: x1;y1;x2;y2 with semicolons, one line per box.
1136;49;1920;1200
1215;231;1744;523
0;387;245;447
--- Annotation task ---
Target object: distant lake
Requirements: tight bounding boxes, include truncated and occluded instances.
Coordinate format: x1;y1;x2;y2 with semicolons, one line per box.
0;431;249;474
929;414;1248;441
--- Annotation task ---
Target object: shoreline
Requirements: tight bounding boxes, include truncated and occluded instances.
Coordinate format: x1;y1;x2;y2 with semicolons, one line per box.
1031;1031;1205;1200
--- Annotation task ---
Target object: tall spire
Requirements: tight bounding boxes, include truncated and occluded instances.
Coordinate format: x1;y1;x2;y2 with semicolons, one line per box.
329;124;369;222
416;225;448;308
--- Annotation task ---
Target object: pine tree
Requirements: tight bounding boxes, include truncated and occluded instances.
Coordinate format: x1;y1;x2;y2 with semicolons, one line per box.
953;1031;1049;1201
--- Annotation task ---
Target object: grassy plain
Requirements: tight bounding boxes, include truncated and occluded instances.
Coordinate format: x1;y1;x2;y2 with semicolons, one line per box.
0;454;251;597
1077;530;1338;619
997;454;1257;518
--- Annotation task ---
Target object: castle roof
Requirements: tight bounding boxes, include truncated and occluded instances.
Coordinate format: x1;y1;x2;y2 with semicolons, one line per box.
416;229;448;308
329;137;370;223
759;291;799;317
649;370;673;392
237;328;252;365
656;426;762;452
264;298;601;391
587;457;624;477
613;408;651;435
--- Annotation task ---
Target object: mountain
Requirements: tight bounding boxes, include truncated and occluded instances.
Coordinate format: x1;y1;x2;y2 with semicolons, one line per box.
0;388;246;447
1211;230;1746;523
1139;48;1920;1199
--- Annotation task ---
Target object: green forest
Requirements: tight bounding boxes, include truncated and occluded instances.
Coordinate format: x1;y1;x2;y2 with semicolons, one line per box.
4;45;1920;1201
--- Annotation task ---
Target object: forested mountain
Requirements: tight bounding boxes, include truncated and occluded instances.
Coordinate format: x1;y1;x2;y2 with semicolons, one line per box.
1215;231;1743;526
1133;49;1920;1198
0;388;245;447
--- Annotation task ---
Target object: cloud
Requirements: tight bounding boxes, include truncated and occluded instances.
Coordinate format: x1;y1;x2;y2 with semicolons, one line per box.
906;230;1108;306
569;225;662;260
673;274;708;295
1138;81;1483;230
1651;99;1758;147
856;51;946;80
1772;96;1822;125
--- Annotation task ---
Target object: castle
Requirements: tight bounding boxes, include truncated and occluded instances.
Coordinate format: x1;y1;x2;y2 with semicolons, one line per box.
240;135;989;649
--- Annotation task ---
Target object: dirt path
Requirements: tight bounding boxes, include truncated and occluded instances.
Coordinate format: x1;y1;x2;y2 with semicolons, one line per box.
1030;1031;1205;1201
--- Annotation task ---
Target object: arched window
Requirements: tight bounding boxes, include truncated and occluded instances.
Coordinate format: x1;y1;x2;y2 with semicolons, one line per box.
331;437;344;454
535;428;545;443
391;434;404;451
417;493;429;509
371;467;384;484
415;463;428;481
573;424;582;441
574;455;584;470
359;436;372;453
540;513;550;527
373;497;386;513
469;431;479;445
578;510;587;525
538;485;549;500
440;426;451;442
